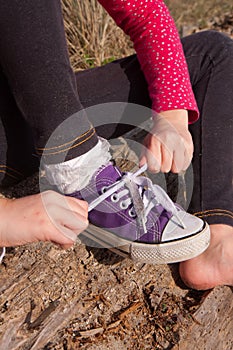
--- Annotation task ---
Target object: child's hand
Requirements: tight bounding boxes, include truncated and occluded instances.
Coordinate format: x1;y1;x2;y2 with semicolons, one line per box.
0;191;89;249
140;109;194;173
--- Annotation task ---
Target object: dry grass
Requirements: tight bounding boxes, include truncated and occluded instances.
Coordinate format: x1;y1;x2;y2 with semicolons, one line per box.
165;0;233;28
62;0;133;71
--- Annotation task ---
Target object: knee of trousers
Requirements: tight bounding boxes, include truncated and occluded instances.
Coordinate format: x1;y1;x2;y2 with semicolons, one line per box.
193;30;233;58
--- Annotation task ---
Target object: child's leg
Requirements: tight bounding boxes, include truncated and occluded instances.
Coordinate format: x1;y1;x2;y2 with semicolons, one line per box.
75;55;151;138
179;31;233;289
182;31;233;226
0;0;98;167
0;69;39;187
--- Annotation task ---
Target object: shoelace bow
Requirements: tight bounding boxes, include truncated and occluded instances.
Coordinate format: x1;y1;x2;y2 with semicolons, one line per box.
88;164;186;233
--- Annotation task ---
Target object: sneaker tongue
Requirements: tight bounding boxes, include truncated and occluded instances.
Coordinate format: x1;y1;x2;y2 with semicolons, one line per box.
96;163;123;184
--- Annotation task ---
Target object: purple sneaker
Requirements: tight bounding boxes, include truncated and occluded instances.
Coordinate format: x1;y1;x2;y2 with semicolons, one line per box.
69;163;210;264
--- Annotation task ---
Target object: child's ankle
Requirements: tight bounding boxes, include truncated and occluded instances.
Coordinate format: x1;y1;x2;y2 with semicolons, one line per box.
44;137;111;194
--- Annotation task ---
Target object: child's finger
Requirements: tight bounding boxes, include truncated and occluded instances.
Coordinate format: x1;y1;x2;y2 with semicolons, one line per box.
60;208;89;232
172;148;185;173
140;138;161;173
161;143;172;173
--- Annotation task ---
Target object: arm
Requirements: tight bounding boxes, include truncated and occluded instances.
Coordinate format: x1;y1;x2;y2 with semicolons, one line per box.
99;0;196;172
98;0;198;122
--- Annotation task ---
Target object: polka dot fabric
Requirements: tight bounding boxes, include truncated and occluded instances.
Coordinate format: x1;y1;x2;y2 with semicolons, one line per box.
98;0;199;123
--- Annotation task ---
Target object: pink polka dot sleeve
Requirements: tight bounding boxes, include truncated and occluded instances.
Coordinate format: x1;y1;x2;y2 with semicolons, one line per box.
98;0;199;123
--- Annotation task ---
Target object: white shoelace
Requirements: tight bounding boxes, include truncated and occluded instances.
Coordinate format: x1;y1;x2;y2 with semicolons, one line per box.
88;163;186;233
0;247;6;264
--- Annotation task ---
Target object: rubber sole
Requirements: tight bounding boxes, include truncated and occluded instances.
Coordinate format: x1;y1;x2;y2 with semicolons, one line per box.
79;221;210;264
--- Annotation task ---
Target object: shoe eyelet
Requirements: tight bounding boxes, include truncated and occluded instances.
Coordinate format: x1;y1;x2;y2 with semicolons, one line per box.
101;186;108;194
120;201;128;210
128;208;136;218
111;193;119;202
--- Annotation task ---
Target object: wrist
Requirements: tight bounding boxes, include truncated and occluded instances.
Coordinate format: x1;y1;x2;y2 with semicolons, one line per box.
154;109;189;128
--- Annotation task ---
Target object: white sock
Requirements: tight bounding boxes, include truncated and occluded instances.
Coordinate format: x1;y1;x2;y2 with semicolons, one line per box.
44;137;111;194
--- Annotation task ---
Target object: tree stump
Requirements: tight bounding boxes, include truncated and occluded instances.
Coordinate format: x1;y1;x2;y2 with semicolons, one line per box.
0;137;232;350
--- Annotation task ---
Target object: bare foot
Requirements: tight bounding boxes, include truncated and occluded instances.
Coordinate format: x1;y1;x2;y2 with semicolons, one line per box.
179;224;233;290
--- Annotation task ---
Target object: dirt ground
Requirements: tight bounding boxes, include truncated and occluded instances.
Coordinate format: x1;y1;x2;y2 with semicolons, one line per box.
0;239;232;350
0;236;204;350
